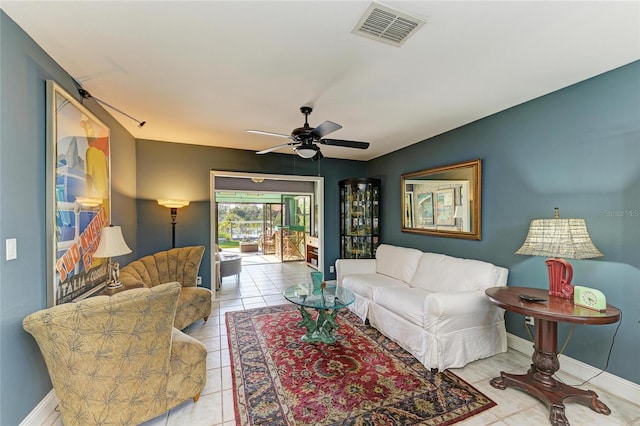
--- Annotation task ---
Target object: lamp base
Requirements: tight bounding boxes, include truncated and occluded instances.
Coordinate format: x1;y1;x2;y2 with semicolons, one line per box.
107;281;123;290
545;258;574;298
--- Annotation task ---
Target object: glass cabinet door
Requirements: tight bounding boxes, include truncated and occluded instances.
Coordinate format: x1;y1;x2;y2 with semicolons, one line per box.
339;178;381;259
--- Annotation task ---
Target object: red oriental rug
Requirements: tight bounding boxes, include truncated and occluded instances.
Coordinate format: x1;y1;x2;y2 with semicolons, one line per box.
227;304;496;425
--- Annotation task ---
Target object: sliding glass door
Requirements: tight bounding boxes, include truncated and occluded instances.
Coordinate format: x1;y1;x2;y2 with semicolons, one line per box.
280;195;310;262
261;203;281;255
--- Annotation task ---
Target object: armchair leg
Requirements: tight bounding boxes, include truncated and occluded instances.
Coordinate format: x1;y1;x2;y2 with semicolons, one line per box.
193;392;201;403
203;316;209;322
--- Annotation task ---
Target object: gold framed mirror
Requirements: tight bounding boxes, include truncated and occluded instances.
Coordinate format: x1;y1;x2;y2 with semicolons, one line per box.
401;159;481;240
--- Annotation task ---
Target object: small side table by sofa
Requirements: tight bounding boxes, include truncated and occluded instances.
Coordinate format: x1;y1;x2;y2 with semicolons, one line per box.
485;286;620;426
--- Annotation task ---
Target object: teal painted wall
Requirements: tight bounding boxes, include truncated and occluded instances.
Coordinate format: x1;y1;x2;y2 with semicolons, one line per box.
135;139;367;287
0;12;137;425
368;60;640;385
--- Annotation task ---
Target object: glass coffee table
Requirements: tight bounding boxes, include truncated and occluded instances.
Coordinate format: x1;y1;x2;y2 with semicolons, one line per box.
283;284;355;344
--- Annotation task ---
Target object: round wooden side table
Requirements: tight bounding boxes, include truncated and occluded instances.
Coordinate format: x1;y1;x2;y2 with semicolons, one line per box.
485;286;620;426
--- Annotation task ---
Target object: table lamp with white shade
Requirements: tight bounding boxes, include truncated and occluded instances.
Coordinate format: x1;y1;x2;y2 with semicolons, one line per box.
94;225;132;290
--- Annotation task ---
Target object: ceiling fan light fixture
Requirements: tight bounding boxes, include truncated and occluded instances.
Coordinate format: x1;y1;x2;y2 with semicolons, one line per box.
295;145;319;159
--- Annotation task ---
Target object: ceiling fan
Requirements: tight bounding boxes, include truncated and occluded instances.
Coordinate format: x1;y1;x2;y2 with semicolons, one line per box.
248;106;370;160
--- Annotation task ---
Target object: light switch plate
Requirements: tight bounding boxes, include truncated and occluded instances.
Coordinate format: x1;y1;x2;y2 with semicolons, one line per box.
6;238;17;261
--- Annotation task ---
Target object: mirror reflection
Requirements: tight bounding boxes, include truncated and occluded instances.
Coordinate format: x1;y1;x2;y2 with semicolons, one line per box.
401;159;481;240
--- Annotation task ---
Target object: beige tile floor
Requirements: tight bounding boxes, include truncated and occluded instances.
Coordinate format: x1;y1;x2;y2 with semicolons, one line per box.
43;261;639;426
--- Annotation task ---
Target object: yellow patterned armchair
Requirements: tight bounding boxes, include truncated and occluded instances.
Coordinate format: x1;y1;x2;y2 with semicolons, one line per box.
119;245;211;330
23;282;207;426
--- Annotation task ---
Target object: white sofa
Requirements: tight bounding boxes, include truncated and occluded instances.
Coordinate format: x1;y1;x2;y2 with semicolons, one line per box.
336;244;508;371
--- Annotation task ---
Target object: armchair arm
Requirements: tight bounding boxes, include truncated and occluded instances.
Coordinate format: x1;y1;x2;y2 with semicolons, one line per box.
424;289;504;331
335;259;377;285
168;328;207;404
170;328;208;363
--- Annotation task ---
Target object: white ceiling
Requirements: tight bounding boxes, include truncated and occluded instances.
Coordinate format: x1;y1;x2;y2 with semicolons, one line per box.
3;1;639;161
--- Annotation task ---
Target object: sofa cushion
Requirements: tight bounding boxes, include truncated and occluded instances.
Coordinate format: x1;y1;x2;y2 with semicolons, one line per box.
372;287;429;327
410;252;501;292
375;244;424;284
342;273;408;299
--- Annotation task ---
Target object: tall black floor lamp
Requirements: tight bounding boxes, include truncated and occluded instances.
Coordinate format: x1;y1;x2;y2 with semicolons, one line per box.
157;199;190;248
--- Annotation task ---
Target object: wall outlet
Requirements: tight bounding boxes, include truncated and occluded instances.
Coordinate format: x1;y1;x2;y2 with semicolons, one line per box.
329;265;334;274
196;276;202;285
524;316;534;326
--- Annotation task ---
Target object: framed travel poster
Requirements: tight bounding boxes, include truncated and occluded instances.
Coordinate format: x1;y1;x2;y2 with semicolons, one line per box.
46;81;111;306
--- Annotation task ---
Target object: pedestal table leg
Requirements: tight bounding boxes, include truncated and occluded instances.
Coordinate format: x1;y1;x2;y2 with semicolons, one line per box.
296;307;340;344
490;318;611;426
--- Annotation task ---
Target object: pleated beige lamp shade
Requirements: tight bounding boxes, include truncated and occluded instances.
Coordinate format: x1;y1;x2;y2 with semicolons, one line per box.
515;210;602;298
515;218;603;260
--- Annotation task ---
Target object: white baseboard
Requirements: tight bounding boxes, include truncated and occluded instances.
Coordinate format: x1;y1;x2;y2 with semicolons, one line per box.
20;389;57;426
507;333;640;405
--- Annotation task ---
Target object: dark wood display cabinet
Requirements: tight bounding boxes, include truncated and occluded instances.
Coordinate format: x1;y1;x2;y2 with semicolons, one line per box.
339;178;381;259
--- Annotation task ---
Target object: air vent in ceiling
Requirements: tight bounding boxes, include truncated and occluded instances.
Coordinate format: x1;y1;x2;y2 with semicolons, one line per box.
351;2;426;47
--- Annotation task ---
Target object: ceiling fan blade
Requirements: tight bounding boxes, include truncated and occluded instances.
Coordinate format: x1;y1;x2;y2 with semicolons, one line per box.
246;129;291;139
310;121;342;139
256;142;297;155
319;139;370;150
